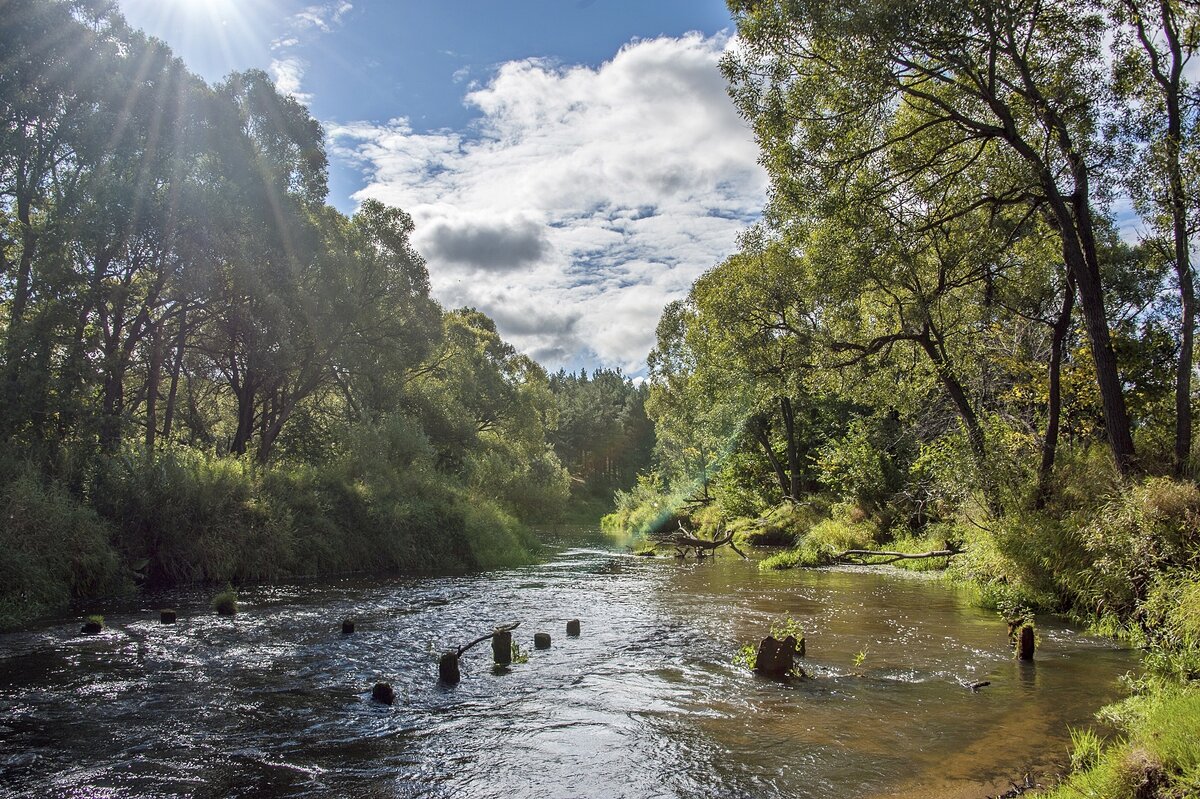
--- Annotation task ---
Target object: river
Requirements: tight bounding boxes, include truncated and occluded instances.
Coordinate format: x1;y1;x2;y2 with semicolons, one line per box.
0;529;1134;798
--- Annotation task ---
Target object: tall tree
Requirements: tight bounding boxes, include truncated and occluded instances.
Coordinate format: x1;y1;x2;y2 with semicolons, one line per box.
724;0;1140;474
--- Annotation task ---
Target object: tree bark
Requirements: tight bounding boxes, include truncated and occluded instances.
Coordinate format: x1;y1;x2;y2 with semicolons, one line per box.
1035;273;1076;509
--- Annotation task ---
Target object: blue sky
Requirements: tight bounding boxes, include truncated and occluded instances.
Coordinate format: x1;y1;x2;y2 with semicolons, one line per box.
116;0;766;375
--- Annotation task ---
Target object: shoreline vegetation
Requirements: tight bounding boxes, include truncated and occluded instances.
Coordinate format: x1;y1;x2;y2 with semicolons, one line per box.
0;4;652;631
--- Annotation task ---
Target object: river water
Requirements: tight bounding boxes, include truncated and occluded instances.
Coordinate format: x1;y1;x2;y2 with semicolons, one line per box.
0;529;1134;799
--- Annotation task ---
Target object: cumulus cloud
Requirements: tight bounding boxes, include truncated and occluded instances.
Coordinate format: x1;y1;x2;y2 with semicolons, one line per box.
328;32;767;374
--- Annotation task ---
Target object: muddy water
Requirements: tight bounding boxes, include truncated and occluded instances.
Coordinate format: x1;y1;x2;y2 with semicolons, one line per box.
0;530;1134;798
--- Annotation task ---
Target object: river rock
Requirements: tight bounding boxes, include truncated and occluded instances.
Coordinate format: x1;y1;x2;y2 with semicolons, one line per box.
534;632;551;650
492;630;513;665
342;618;355;635
755;635;802;677
439;652;461;684
371;682;394;705
566;619;581;637
160;609;176;624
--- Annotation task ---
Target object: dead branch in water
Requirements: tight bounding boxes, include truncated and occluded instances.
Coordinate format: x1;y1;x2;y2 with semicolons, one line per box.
654;522;748;559
835;549;959;565
456;622;520;657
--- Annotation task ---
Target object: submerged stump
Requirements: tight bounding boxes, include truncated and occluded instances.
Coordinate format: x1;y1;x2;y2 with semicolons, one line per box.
80;620;103;635
534;632;552;650
492;630;513;665
371;682;394;705
754;635;803;678
160;609;177;624
439;652;461;684
1016;625;1035;661
342;619;355;635
566;619;581;637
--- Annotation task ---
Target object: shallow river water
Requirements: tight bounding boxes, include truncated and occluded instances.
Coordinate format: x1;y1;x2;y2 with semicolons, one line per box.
0;529;1135;799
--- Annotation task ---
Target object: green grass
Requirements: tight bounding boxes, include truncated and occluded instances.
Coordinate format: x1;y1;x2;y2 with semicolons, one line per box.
1038;686;1200;799
211;589;238;615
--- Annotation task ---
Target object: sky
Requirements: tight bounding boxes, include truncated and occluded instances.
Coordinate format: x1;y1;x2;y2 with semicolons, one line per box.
115;0;767;377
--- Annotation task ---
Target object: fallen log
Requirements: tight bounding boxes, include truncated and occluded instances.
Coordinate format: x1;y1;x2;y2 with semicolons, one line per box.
656;523;748;559
834;548;958;565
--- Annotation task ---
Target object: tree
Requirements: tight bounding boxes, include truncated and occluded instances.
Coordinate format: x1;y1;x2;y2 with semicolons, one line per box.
724;0;1139;474
1112;0;1200;475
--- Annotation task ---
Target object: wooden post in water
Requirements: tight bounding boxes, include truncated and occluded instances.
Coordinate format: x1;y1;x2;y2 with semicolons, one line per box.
372;682;395;704
566;619;580;637
534;632;551;650
439;652;461;683
492;629;513;665
1016;625;1035;660
439;622;521;684
342;619;355;635
160;609;176;624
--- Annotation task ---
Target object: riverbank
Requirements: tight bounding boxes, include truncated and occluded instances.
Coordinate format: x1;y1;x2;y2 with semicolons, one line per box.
603;470;1200;798
0;445;542;631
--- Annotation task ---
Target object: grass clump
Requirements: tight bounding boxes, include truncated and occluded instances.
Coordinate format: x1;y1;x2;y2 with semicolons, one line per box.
758;511;878;571
1040;685;1200;799
211;589;238;616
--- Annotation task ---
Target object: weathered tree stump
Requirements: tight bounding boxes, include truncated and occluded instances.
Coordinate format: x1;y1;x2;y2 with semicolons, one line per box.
566;619;580;637
534;632;551;650
160;609;177;624
342;619;355;635
492;630;513;665
439;652;461;683
1016;625;1035;660
80;620;103;635
754;635;803;677
371;682;395;704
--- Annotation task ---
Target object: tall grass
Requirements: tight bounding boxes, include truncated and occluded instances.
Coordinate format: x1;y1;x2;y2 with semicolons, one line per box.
0;432;544;630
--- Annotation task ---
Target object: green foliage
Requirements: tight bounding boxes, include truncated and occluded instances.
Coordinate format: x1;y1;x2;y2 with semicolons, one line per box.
211;589;238;615
816;421;888;510
1040;686;1200;799
0;463;122;630
602;472;688;542
85;614;105;627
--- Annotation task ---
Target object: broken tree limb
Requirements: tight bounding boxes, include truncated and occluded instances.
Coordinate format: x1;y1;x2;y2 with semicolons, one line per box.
835;549;959;565
654;522;748;559
439;622;522;684
456;621;521;657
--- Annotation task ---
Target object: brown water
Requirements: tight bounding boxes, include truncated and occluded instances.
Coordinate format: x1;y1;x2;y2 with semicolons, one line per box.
0;529;1134;798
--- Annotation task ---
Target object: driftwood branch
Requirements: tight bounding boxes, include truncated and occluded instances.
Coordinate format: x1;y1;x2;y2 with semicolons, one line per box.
655;522;748;559
835;549;959;565
456;622;520;657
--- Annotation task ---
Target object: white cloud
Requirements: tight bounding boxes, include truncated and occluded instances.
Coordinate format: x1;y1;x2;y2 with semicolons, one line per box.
269;2;353;102
269;55;310;103
328;32;767;375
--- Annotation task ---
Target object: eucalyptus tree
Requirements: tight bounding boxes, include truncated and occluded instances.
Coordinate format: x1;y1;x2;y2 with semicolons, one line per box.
686;236;822;501
724;0;1140;475
1111;0;1200;475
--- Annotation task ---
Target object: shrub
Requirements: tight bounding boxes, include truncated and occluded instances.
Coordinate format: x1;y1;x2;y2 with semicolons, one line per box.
0;466;121;630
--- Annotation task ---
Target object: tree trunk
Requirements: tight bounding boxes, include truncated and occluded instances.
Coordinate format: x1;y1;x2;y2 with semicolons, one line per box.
161;311;189;442
750;417;791;498
1035;274;1075;509
780;396;802;500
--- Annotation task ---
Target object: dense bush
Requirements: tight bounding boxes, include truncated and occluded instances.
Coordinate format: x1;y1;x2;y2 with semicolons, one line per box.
0;464;122;628
0;435;543;630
